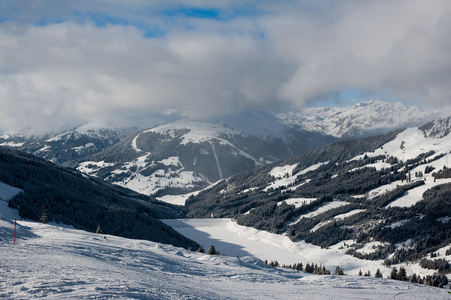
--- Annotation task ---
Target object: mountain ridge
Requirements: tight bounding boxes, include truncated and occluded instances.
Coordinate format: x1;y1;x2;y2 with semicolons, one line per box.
184;116;451;269
278;99;436;138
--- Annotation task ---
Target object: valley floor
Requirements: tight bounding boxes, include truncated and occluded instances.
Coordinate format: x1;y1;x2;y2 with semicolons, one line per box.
163;218;447;279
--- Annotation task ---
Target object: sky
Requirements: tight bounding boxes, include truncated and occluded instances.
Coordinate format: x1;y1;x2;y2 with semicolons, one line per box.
0;0;450;133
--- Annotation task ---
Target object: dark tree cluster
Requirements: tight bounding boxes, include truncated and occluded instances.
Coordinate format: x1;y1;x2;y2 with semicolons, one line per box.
0;148;199;250
389;267;448;288
433;166;451;179
419;258;450;272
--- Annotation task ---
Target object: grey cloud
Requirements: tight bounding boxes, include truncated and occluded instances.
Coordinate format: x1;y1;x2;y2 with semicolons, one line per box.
263;0;451;107
1;1;450;133
0;21;289;132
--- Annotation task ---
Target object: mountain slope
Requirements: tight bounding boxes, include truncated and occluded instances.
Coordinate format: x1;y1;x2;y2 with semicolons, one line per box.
74;119;334;197
278;99;433;138
0;147;198;249
20;122;139;165
0;206;448;299
211;111;337;154
186;117;451;267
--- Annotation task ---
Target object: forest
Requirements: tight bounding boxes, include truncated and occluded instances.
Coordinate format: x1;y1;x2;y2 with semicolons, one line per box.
0;147;199;249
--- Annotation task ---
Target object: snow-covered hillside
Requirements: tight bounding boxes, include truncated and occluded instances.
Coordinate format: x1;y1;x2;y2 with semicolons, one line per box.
75;119;313;196
23;122;139;164
278;99;435;138
163;218;444;278
1;196;449;299
184;116;451;277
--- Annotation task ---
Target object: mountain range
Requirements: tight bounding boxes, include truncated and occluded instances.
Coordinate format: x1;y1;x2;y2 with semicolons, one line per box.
278;99;435;138
0;99;434;197
1;99;451;290
72;119;334;197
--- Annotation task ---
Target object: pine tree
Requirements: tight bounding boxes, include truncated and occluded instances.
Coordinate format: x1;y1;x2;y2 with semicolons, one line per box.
390;267;398;280
398;267;408;281
197;245;205;253
39;206;49;224
375;268;383;278
208;245;217;255
334;266;344;275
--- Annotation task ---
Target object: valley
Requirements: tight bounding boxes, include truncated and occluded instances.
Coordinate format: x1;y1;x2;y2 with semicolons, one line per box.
1;100;451;297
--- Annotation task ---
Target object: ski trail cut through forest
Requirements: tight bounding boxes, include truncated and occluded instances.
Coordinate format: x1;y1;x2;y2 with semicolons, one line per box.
211;143;223;180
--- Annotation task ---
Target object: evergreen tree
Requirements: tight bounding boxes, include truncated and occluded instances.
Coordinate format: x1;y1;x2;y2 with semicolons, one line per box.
398;267;408;281
39;205;49;224
390;267;398;280
208;245;217;255
304;263;313;273
375;268;383;278
334;266;344;275
197;245;205;253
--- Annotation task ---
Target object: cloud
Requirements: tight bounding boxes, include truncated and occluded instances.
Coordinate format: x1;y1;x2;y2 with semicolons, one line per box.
0;1;450;133
263;0;451;107
0;20;288;132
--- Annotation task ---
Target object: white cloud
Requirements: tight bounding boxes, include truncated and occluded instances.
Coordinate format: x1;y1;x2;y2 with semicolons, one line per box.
0;1;450;133
263;0;451;107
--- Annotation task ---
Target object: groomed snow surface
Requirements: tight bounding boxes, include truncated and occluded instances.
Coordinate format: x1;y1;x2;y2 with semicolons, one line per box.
1;220;448;299
0;198;448;298
2;171;451;299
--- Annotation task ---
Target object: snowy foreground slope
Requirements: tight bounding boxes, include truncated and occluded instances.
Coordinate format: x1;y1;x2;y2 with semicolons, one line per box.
0;205;449;299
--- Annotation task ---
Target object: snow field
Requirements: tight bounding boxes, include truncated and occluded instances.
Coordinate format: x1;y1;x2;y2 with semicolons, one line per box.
1;179;449;299
264;162;328;192
278;197;317;208
146;119;247;146
163;218;441;280
2;215;448;299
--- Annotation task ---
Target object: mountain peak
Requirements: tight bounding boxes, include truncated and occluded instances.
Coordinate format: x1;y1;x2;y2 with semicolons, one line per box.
278;99;431;138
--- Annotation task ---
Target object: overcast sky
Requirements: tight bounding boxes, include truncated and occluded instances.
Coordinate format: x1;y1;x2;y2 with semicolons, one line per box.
1;0;450;133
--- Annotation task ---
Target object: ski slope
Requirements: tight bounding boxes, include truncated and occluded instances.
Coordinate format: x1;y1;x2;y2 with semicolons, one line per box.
0;199;448;298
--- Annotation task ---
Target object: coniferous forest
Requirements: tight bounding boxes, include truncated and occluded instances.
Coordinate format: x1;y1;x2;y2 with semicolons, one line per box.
0;148;199;250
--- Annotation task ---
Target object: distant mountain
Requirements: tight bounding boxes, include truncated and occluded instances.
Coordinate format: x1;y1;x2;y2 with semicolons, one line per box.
23;123;139;165
0;122;139;165
210;111;337;155
72;119;334;197
278;99;433;138
0;147;199;249
185;116;451;267
0;111;183;164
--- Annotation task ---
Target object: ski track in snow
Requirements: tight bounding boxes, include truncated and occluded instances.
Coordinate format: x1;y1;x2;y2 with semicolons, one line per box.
1;180;450;299
131;133;141;152
1;217;449;299
211;142;223;180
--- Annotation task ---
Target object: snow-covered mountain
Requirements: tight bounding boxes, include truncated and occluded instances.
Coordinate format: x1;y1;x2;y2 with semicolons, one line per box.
23;123;139;165
185;116;451;275
1;196;449;299
0;122;139;165
0;111;184;164
278;99;435;138
74;119;329;196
